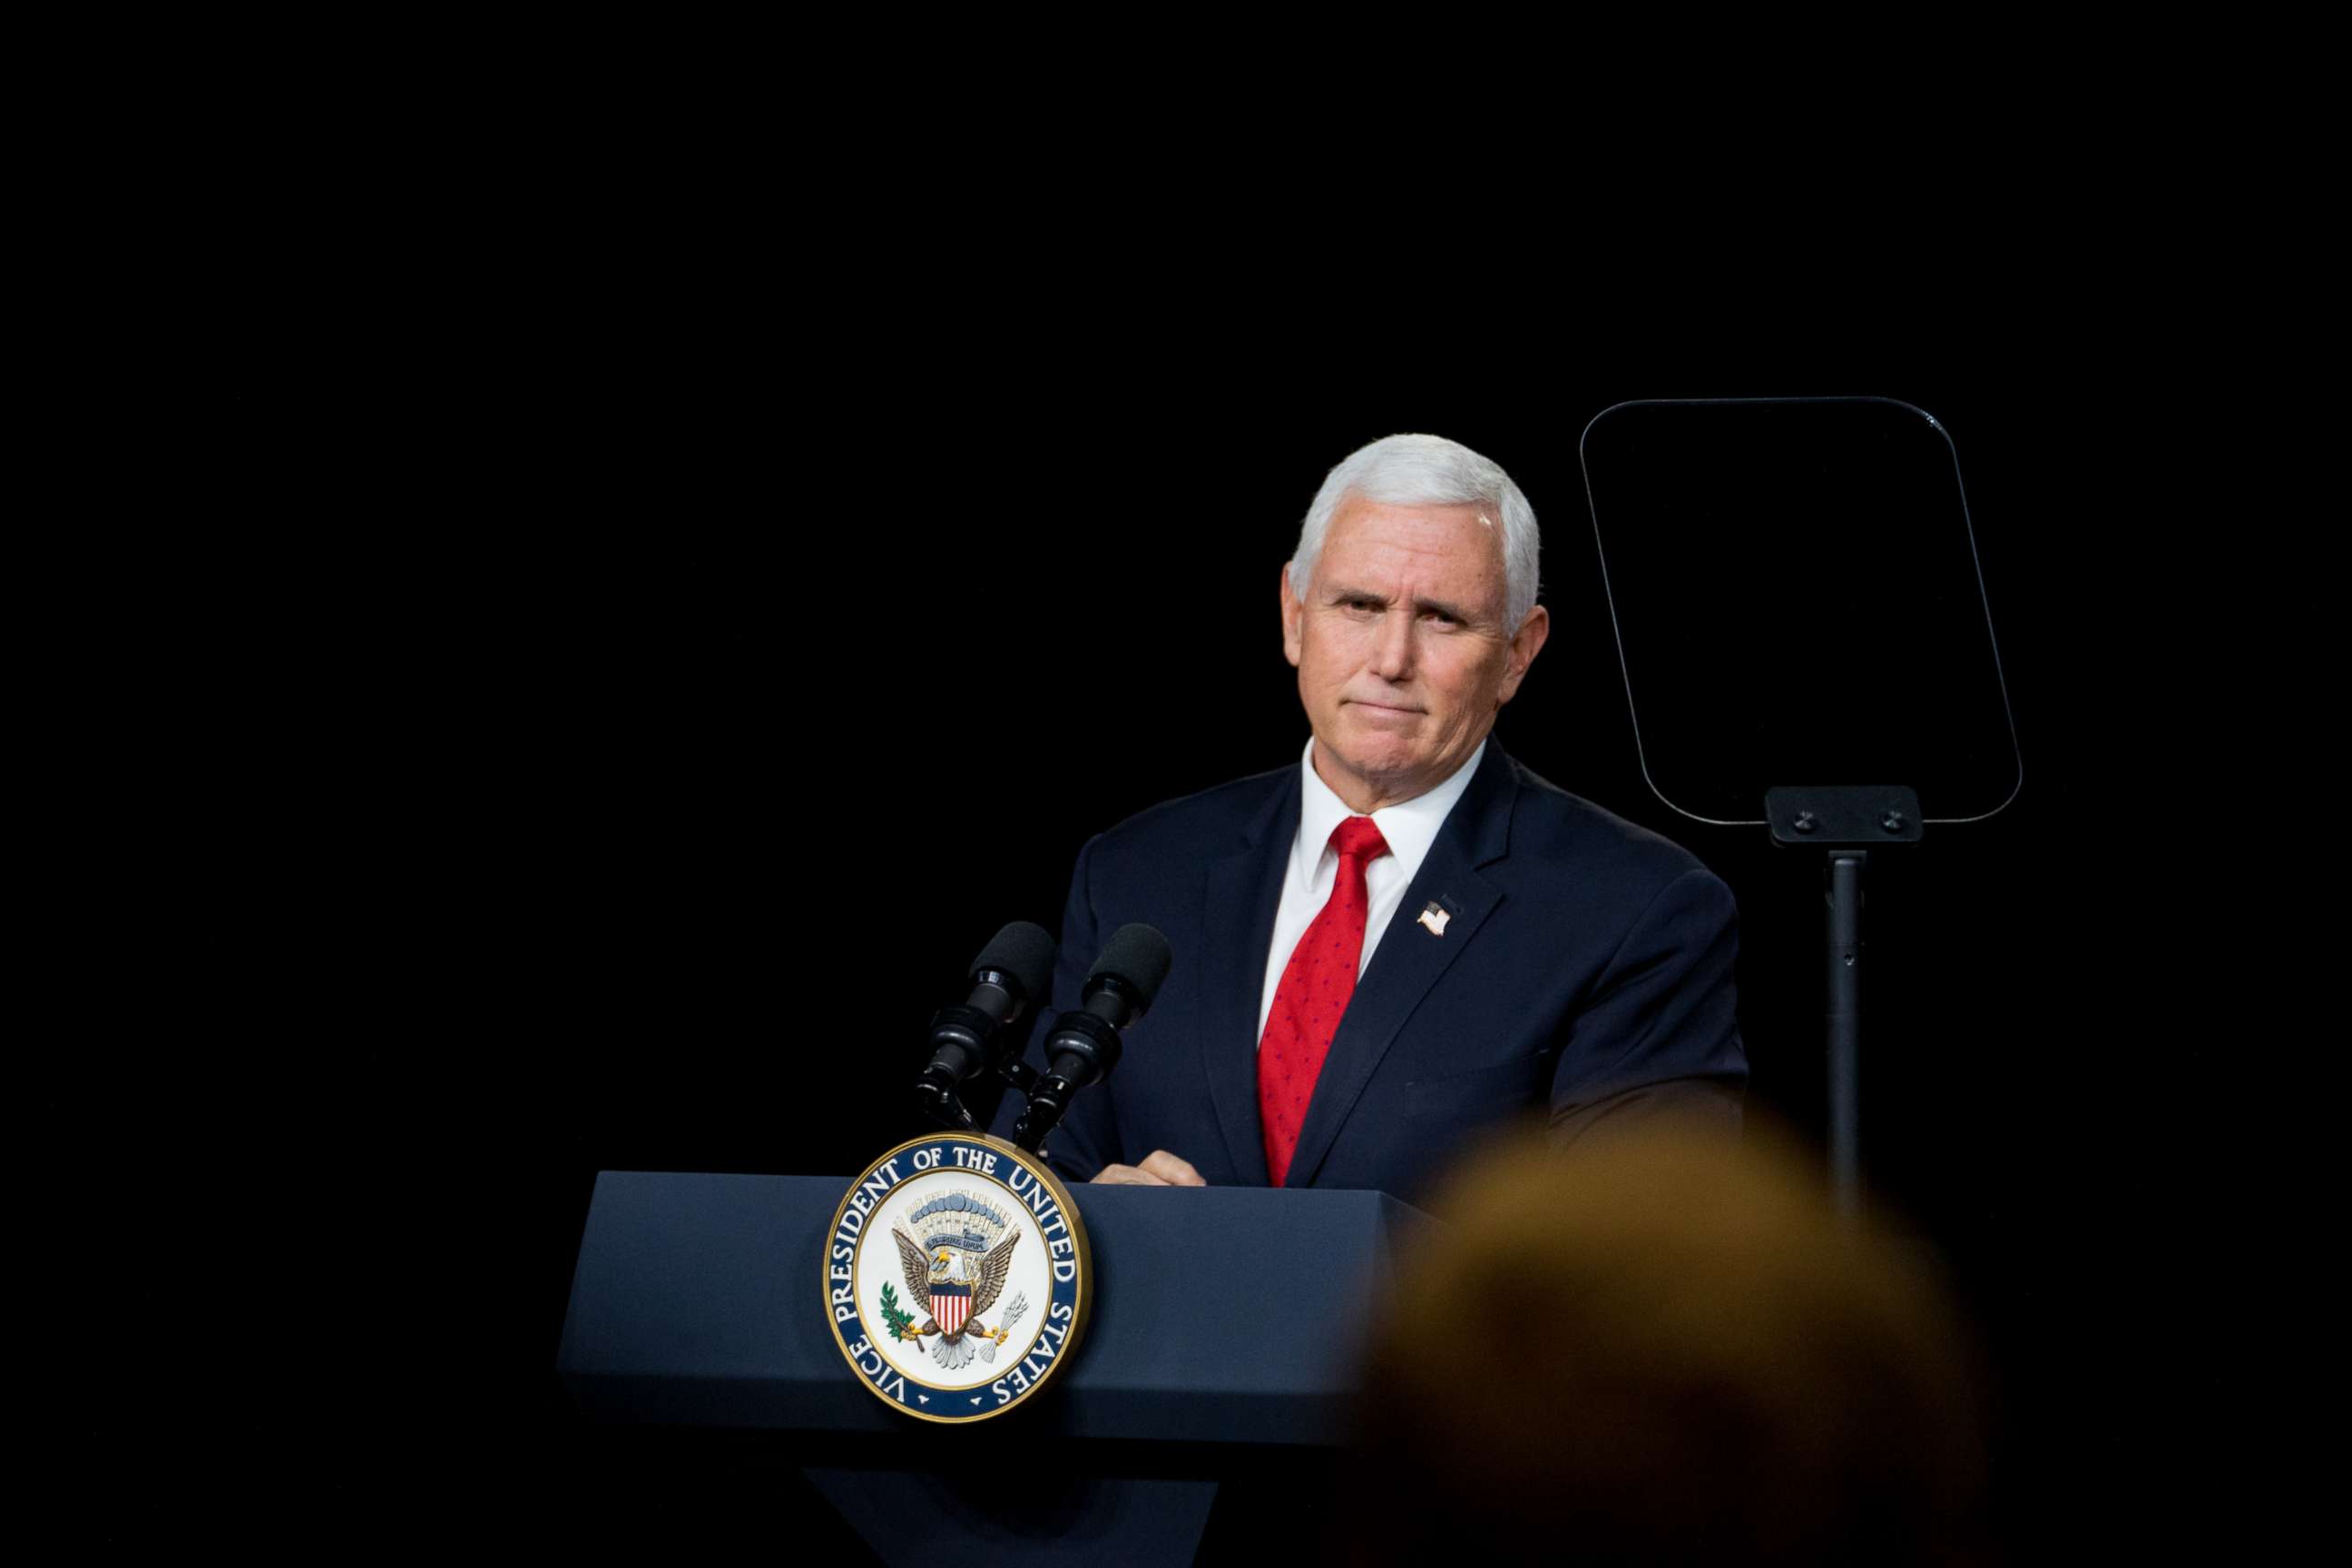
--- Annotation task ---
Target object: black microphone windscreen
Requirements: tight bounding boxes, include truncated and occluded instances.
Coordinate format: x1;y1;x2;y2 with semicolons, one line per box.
974;921;1057;1002
1093;923;1172;1008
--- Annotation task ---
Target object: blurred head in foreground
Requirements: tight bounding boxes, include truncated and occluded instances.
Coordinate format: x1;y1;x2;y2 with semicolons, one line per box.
1351;1123;1990;1567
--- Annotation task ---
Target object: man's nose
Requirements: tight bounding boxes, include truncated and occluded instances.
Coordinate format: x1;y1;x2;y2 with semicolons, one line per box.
1371;608;1416;681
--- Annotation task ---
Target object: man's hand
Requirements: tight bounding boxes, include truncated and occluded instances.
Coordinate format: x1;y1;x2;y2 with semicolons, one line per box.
1091;1151;1208;1186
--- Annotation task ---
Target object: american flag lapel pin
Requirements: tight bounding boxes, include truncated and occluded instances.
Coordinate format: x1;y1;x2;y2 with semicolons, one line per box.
1416;901;1451;936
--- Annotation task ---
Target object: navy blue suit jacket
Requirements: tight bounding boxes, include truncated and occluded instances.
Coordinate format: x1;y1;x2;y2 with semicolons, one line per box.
994;741;1747;1201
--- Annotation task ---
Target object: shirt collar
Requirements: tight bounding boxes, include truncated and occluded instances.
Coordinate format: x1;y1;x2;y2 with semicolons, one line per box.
1293;734;1486;882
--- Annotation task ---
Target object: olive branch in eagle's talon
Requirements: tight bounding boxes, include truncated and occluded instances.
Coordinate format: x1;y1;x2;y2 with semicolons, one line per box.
879;1281;921;1342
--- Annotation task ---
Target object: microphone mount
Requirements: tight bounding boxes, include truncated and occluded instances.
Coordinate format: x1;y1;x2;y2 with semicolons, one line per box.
915;925;1058;1133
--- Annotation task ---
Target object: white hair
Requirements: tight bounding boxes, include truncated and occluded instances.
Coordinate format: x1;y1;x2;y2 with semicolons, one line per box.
1289;433;1542;629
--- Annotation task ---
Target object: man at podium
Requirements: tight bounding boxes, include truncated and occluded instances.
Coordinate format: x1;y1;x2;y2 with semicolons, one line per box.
994;433;1746;1200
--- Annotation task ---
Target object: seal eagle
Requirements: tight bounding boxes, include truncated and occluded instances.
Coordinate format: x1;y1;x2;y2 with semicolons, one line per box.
890;1221;1021;1370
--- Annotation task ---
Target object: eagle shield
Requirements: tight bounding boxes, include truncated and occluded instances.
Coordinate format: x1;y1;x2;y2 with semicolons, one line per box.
934;1280;972;1335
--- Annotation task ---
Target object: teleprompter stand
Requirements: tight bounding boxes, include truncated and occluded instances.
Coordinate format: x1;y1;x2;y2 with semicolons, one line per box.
1581;397;2022;1230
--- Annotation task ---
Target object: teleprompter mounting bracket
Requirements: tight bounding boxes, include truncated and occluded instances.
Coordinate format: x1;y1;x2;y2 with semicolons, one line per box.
1765;786;1925;849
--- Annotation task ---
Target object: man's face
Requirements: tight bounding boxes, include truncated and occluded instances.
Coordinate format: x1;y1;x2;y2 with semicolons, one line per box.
1281;494;1550;813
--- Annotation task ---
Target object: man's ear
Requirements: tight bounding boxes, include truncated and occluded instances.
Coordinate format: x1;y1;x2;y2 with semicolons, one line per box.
1496;604;1551;705
1279;562;1304;669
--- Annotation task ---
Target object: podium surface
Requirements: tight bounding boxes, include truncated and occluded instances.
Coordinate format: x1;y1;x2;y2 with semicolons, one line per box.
560;1170;1435;1445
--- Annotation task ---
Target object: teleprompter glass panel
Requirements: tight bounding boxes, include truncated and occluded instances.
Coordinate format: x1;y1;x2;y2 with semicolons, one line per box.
1579;398;2020;825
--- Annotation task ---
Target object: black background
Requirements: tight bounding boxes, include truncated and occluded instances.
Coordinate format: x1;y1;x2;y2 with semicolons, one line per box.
51;278;2259;1553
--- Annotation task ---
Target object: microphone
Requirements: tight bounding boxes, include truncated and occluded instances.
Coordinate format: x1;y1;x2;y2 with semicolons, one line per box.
917;922;1058;1126
1014;923;1171;1153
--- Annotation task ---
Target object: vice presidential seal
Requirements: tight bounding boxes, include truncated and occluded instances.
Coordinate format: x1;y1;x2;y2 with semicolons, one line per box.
822;1132;1090;1423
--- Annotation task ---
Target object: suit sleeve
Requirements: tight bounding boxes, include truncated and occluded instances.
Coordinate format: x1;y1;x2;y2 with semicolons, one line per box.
1549;866;1748;1152
985;833;1123;1182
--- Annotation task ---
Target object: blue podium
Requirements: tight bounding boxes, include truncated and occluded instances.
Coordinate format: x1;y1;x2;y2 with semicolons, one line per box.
560;1171;1435;1563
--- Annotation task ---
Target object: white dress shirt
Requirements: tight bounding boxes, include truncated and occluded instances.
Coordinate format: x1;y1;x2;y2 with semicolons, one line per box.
1256;736;1487;1045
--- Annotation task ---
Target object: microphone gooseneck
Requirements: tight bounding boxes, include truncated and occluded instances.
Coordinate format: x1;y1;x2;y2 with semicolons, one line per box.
1014;923;1171;1154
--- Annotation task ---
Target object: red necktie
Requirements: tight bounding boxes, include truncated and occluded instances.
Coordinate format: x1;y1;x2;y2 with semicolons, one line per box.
1259;815;1391;1187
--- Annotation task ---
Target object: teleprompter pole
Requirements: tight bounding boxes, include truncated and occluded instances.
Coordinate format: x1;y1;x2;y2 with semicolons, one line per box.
1827;851;1866;1224
1767;788;1921;1233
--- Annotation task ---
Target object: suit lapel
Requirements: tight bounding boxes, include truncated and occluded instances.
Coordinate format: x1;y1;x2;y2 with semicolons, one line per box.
1282;742;1518;1190
1199;769;1299;1187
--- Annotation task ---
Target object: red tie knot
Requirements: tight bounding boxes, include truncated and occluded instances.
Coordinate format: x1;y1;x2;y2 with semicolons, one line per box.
1331;815;1389;863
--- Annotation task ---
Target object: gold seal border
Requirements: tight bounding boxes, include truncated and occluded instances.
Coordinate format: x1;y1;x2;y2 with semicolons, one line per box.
821;1132;1092;1425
